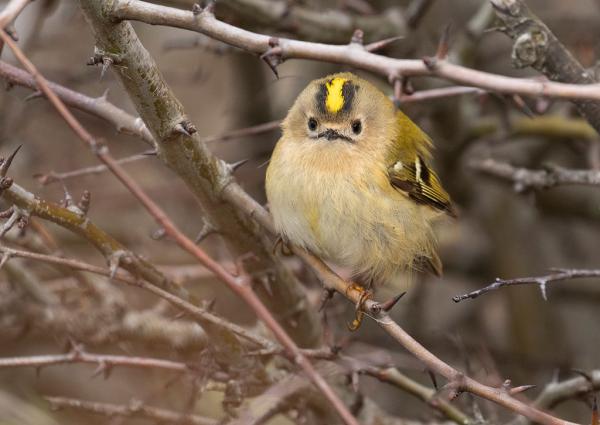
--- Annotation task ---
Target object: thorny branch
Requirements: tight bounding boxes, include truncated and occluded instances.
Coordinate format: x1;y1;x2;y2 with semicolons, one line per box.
110;0;600;102
453;269;600;303
0;24;358;425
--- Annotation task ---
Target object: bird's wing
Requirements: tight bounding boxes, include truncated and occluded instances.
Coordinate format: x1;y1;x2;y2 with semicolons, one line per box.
386;111;455;217
388;154;456;217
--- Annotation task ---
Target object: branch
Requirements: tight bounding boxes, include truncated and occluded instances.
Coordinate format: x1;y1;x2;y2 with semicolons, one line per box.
0;0;32;29
453;268;600;303
221;183;579;425
78;0;322;349
0;345;190;374
44;396;217;425
0;61;155;146
1;26;356;425
110;0;600;102
470;159;600;192
217;0;406;43
490;0;600;133
511;371;600;425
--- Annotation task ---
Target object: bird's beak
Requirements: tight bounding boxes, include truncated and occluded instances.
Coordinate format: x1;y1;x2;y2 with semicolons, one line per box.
317;128;353;142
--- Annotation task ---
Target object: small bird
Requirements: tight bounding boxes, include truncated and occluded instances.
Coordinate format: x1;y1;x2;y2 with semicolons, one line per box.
266;73;454;327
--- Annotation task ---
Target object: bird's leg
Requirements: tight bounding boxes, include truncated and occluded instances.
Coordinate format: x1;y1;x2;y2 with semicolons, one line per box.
346;281;373;331
272;235;292;256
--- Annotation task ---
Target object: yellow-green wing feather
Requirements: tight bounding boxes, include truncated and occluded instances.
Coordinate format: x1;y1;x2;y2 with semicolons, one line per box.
387;111;456;217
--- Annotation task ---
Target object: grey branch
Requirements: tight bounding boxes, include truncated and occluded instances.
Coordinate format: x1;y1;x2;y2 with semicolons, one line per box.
453;268;600;302
110;0;600;102
490;0;600;133
471;158;600;192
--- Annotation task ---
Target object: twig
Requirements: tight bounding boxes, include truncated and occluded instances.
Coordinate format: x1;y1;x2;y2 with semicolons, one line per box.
34;150;155;185
44;396;217;425
204;119;280;143
110;0;600;102
0;0;32;29
453;269;600;303
510;370;600;425
0;61;155;146
470;158;600;192
0;346;189;374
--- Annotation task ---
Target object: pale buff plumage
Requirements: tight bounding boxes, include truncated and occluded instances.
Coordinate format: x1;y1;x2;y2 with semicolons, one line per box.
266;73;449;287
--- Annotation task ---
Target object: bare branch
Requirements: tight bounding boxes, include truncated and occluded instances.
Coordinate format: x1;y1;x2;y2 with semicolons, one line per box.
0;0;32;29
44;396;217;425
471;158;600;192
453;269;600;303
110;0;600;102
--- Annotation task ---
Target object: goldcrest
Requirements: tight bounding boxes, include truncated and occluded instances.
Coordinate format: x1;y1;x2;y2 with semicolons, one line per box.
266;72;454;290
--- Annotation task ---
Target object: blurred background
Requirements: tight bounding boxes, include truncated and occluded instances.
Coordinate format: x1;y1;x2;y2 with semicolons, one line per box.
0;0;599;423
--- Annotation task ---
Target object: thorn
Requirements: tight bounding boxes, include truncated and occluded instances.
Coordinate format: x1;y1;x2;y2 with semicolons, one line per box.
510;94;535;118
5;25;18;41
228;158;249;173
173;123;190;136
436;24;452;60
108;251;127;279
427;369;439;390
99;89;109;102
77;190;91;215
260;38;283;79
194;218;216;243
151;227;166;240
318;288;335;312
0;145;22;177
572;369;595;384
422;56;438;71
509;384;536;395
365;35;404;52
350;29;364;46
203;0;216;14
379;292;406;312
539;281;548;301
24;91;43;102
100;57;113;80
592;396;598;425
142;149;158;156
61;183;74;208
0;252;12;270
192;3;202;15
203;298;216;312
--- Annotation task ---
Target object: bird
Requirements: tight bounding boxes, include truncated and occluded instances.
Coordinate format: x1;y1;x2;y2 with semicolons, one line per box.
265;72;455;329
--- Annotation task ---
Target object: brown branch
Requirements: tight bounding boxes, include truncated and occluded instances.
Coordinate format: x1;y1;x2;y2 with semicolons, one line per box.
453;269;600;303
78;0;322;350
110;0;600;102
34;150;155;185
490;0;600;133
511;371;600;425
0;345;190;374
363;367;473;425
0;61;155;146
470;158;600;192
1;26;357;425
44;396;217;425
0;0;32;28
0;243;272;348
216;0;406;44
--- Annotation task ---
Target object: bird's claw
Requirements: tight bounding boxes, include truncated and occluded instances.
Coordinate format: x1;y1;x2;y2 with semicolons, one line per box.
346;283;372;331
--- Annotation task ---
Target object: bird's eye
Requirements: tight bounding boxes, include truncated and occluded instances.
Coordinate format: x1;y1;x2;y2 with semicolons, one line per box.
351;119;362;135
307;117;318;131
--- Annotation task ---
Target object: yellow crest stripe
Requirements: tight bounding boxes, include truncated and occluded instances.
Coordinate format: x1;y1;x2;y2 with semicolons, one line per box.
325;77;347;114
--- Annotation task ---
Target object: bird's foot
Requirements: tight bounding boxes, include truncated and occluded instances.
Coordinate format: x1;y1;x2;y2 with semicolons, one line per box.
346;283;372;331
